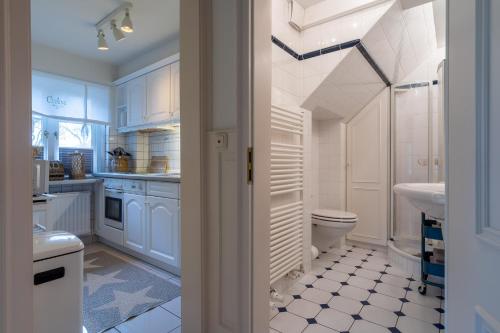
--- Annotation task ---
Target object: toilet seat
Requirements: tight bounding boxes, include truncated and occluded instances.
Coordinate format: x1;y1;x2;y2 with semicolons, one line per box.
312;209;358;224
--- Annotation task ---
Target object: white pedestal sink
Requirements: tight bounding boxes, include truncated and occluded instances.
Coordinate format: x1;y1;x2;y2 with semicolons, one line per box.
393;183;446;221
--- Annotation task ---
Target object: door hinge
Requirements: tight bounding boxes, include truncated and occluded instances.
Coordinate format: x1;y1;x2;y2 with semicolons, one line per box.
247;147;253;184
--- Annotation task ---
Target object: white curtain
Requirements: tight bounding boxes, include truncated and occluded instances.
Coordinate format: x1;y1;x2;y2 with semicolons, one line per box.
32;70;110;124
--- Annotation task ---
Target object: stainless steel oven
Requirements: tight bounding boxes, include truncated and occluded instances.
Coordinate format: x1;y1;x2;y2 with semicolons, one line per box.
104;188;124;230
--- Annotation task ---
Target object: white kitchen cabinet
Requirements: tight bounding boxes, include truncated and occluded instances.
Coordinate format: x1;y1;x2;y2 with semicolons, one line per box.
146;65;171;123
126;76;146;127
114;58;180;132
115;83;128;128
146;196;180;267
124;193;147;253
170;61;180;121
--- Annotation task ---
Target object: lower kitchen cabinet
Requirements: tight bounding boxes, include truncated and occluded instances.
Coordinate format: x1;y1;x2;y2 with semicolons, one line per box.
124;193;147;254
146;196;180;267
123;192;180;268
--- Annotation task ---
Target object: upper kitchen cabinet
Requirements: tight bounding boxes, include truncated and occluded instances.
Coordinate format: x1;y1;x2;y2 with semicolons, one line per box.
146;65;172;123
126;76;147;127
170;61;180;121
114;55;180;132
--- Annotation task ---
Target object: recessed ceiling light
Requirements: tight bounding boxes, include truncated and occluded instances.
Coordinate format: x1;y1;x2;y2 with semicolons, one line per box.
111;19;126;42
97;29;109;50
121;8;134;33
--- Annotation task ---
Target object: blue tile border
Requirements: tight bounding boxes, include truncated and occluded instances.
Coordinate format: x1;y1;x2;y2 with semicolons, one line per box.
355;42;391;86
271;35;391;86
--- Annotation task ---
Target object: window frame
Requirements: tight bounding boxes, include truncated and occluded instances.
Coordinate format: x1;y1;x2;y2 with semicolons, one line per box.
32;115;104;174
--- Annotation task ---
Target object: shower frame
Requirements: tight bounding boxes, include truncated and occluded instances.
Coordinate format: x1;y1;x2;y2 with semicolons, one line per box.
389;81;436;245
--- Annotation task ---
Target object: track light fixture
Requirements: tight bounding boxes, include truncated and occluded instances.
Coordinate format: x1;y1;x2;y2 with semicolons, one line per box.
97;29;109;50
95;2;134;50
121;8;134;33
111;19;126;42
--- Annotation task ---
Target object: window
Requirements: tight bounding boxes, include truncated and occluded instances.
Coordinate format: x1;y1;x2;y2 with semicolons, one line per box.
58;121;92;148
57;121;94;174
32;116;45;159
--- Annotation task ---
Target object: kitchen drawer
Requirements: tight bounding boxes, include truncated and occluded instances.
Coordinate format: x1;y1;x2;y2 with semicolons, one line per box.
103;178;123;189
146;181;179;199
123;179;146;194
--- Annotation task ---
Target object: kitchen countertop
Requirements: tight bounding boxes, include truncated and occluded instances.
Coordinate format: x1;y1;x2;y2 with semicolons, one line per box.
49;177;103;185
93;172;181;183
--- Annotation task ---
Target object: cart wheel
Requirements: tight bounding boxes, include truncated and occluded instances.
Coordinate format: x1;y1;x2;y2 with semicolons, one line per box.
418;285;427;295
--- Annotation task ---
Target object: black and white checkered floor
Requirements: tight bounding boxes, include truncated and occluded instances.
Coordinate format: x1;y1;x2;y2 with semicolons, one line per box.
270;245;445;333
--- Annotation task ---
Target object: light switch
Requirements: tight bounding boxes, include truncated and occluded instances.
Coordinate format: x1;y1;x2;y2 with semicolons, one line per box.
215;133;227;149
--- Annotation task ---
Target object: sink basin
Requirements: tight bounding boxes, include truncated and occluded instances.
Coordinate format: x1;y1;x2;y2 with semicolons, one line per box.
393;183;446;220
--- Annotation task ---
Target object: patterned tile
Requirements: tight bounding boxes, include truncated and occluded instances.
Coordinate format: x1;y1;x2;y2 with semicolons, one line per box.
316;308;354;332
268;245;445;333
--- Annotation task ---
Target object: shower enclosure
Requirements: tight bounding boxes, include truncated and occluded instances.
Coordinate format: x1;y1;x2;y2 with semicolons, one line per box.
390;74;445;258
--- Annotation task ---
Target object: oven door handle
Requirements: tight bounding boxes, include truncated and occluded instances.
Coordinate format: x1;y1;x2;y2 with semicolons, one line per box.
105;188;124;194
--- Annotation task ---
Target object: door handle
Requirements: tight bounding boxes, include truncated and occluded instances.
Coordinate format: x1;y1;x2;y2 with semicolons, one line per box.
34;267;65;285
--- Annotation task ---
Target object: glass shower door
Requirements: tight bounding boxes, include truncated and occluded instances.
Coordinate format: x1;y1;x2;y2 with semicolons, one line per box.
392;82;441;256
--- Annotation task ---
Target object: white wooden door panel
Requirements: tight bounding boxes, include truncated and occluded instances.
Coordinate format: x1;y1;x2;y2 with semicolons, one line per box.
349;188;385;242
124;193;146;253
347;88;389;246
146;196;180;267
447;1;500;331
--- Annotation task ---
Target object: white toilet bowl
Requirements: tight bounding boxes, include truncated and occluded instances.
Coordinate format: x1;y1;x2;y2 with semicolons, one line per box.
311;209;358;252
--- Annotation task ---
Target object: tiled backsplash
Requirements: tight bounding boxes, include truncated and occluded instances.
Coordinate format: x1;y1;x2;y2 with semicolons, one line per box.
106;128;180;173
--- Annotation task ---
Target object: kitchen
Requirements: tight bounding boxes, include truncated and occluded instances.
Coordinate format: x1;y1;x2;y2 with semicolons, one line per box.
31;1;182;332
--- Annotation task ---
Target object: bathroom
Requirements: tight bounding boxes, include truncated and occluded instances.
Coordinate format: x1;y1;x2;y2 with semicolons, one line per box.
269;0;446;332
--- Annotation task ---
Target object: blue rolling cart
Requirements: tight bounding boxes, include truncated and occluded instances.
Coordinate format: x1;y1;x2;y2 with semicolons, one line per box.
419;212;445;295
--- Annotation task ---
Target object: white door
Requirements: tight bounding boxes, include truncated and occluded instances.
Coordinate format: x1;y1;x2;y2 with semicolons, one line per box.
346;88;389;246
447;1;500;332
146;196;180;267
170;61;180;121
124;193;146;253
127;76;146;126
146;65;171;124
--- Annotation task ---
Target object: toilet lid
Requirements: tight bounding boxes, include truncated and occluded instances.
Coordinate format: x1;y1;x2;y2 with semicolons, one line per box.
312;209;358;221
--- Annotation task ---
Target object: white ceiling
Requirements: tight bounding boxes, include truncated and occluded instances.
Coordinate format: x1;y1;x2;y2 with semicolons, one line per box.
31;0;179;65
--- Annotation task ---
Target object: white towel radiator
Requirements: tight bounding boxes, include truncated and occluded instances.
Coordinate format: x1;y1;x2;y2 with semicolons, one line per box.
270;105;305;284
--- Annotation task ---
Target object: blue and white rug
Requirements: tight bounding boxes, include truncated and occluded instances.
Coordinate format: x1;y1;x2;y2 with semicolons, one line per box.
83;251;180;333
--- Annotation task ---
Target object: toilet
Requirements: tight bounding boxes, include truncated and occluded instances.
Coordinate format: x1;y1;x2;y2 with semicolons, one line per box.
311;209;358;251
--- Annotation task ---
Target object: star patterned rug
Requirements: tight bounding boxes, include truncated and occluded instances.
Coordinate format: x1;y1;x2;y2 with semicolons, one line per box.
83;251;180;333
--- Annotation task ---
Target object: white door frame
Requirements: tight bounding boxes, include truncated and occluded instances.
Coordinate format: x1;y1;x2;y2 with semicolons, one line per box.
0;1;34;333
0;1;213;332
179;0;208;331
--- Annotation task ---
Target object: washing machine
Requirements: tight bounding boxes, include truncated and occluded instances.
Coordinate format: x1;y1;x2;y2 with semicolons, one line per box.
33;230;84;333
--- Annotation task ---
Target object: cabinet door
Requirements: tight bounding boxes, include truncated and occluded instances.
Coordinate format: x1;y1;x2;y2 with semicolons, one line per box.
124;193;146;253
146;65;171;123
115;84;128;128
146;196;180;267
170;61;180;121
127;76;146;127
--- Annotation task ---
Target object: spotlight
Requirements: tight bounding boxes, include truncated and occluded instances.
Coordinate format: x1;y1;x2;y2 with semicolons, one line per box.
111;19;126;42
121;8;134;33
97;29;109;50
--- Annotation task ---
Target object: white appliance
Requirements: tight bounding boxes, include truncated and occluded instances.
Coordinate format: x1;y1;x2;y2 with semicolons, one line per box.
33;230;84;333
33;159;49;195
104;186;124;230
